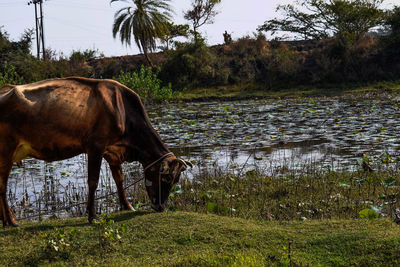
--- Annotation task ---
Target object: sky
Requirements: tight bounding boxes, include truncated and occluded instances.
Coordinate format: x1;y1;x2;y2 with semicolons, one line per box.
0;0;398;58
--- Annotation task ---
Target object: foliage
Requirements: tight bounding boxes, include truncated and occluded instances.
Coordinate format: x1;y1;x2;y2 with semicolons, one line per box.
359;208;380;219
160;39;214;89
258;0;385;41
116;65;172;102
0;27;91;82
69;49;103;63
260;43;302;87
41;228;80;261
0;28;35;81
111;0;172;66
92;214;127;250
0;27;33;61
159;22;190;50
386;6;400;38
382;6;400;57
0;65;24;86
184;0;222;41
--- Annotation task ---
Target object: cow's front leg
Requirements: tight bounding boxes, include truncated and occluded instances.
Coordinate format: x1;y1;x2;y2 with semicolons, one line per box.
87;150;103;224
0;161;18;227
109;164;134;211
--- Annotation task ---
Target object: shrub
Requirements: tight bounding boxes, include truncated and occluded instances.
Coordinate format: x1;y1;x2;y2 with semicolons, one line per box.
116;65;172;102
0;65;24;86
382;6;400;57
41;228;80;261
160;39;217;90
69;49;103;63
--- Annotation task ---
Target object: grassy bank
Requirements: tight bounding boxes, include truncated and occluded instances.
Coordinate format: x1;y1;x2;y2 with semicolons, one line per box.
2;167;400;266
176;80;400;101
0;211;399;266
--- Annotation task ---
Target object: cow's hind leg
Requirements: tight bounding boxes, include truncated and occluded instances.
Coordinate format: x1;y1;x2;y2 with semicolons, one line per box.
109;164;134;211
0;160;17;227
87;149;103;224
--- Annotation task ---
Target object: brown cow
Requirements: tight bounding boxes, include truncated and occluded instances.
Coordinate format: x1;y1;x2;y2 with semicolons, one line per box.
0;77;191;226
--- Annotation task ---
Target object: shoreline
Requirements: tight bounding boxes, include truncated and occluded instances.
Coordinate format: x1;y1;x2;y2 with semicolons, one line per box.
173;80;400;102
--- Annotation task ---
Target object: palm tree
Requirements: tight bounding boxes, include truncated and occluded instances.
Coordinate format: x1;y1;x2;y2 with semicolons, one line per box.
111;0;172;67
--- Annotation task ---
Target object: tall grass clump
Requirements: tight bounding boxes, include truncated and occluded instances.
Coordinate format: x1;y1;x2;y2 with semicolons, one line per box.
169;165;400;222
116;65;172;102
11;159;400;223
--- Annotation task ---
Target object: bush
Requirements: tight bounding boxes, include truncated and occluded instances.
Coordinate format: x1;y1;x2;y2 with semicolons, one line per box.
382;6;400;57
0;65;24;86
160;39;217;90
116;65;172;102
69;49;102;63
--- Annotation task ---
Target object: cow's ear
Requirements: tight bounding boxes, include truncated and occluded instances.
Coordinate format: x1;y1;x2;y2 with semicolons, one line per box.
98;84;126;134
114;88;126;133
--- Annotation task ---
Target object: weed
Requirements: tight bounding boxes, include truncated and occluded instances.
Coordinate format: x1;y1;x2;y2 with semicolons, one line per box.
92;213;127;250
41;228;80;261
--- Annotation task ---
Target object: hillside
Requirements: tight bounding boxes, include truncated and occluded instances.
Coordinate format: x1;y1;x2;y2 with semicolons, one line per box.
84;35;400;94
1;211;399;266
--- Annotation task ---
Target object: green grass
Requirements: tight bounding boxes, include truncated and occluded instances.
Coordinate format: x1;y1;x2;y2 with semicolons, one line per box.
176;80;400;101
3;165;399;266
1;211;400;266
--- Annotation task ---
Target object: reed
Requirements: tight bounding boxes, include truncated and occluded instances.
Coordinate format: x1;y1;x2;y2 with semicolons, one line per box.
7;154;400;223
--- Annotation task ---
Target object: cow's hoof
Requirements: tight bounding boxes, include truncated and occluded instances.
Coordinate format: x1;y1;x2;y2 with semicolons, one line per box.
88;216;99;224
2;221;19;227
121;204;135;211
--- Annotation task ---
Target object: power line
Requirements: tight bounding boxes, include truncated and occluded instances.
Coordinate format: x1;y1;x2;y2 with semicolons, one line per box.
47;2;110;12
0;1;27;5
0;17;32;23
46;16;107;36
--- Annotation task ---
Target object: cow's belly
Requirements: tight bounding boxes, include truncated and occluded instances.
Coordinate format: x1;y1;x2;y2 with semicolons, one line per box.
12;140;84;162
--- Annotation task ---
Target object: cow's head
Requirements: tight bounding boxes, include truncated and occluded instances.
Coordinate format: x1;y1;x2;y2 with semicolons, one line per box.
144;154;192;212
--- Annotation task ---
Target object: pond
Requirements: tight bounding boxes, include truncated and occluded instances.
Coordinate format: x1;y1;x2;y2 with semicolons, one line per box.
7;97;400;220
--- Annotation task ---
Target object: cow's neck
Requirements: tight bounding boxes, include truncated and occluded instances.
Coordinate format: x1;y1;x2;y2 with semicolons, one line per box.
129;123;171;168
136;142;171;169
122;88;172;168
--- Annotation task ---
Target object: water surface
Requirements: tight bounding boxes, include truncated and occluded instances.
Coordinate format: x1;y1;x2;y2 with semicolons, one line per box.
8;97;400;219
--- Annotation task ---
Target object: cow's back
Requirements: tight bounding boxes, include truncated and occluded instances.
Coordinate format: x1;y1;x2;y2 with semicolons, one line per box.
0;77;127;162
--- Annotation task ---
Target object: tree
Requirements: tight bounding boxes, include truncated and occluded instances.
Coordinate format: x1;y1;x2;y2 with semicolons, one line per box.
184;0;222;42
383;6;400;55
0;27;34;81
111;0;172;67
159;22;190;50
258;0;385;41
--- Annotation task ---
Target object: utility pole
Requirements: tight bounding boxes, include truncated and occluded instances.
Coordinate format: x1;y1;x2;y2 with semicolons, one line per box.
28;0;46;60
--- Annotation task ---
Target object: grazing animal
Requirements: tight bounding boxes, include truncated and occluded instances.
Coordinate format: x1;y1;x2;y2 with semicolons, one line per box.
0;77;191;226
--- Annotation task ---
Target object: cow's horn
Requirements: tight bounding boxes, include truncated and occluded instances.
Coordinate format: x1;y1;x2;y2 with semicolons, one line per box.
177;159;193;169
185;160;193;168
